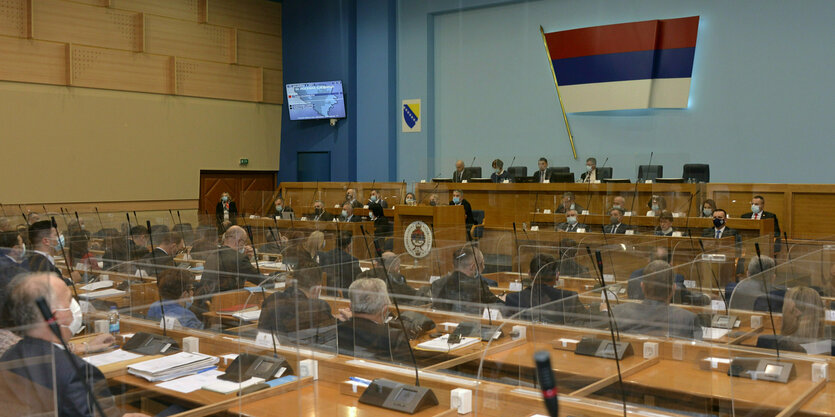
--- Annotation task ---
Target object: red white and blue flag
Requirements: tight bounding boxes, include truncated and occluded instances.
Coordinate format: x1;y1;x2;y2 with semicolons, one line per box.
544;16;699;113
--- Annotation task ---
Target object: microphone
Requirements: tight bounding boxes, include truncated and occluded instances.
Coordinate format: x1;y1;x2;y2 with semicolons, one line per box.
146;220;166;336
534;351;559;417
591;249;627;415
133;211;139;226
626;151;654;230
35;297;108;417
754;242;780;359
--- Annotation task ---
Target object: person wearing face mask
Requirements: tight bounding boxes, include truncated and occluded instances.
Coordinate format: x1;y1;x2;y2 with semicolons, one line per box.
194;226;263;311
367;189;388;208
147;269;202;329
645;195;667;217
310;200;334;222
215;192;238;227
556;192;585;214
370;203;393;255
430;246;504;314
556;209;587;232
610;195;627;212
345;188;363;209
25;220;75;287
450;190;475;240
701;209;740;241
403;192;417;206
579;157;599;183
337;278;412;363
317;231;361;292
740;195;781;252
268;197;294;219
428;194;440;206
503;254;588;324
338;203;362;223
603;208;631;234
0;273;148;417
700;199;717;218
654;211;679;236
490;159;512;183
532;157;551;183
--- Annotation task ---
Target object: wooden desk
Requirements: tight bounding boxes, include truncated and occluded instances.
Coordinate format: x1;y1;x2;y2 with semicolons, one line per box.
277;182;408;215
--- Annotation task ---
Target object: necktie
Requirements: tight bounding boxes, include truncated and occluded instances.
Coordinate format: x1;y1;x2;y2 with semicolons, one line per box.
715;230;721;239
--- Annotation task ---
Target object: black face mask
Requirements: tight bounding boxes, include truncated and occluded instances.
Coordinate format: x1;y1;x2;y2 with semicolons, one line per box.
713;217;725;228
314;208;322;215
429;201;436;206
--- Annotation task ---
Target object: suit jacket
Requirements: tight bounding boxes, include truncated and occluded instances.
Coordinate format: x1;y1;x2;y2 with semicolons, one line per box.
337;317;412;363
701;226;740;242
532;169;550;183
368;199;388;208
197;245;262;297
128;240;150;260
142;247;175;269
559;259;591;278
741;211;782;251
258;286;335;333
311;210;334;222
318;248;362;290
603;223;630;234
451;199;475;226
503;284;588;325
267;206;295;218
611;299;702;340
555;203;585;214
627;268;686;300
452;169;472;183
0;337;121;417
215;201;238;225
346;199;363;209
373;217;393;255
430;271;504;314
556;222;587;232
580;168;599;182
339;214;363;223
25;252;72;286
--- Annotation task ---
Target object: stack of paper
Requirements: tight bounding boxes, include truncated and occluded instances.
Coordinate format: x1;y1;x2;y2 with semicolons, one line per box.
202;377;265;394
231;309;262;321
83;349;142;367
80;280;113;291
702;327;730;341
78;288;126;299
416;334;480;352
156;369;224;394
128;352;219;382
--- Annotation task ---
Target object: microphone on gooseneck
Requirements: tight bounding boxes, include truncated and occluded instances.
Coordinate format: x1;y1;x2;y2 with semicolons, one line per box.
146;220;167;336
755;242;780;359
534;351;559;417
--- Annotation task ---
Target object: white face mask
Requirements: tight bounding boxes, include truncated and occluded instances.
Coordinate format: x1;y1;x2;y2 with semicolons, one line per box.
59;298;84;335
751;204;761;214
566;216;578;224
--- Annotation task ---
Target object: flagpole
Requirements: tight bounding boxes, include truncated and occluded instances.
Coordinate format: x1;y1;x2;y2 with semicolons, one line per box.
540;25;576;160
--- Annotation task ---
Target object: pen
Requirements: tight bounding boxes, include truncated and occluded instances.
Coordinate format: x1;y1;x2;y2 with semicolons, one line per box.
349;376;372;385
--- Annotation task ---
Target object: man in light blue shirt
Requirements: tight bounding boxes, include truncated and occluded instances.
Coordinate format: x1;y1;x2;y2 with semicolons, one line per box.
147;269;203;329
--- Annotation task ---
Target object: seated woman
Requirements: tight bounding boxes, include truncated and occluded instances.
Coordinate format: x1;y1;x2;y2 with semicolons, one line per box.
301;231;325;264
403;192;417;206
780;287;827;349
646;195;667;217
701;199;717;218
147;269;203;329
654;211;682;236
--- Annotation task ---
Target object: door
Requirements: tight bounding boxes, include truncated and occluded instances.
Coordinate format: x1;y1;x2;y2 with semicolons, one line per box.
199;171;277;223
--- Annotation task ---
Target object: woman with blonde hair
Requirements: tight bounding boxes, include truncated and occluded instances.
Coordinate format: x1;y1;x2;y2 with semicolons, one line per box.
781;286;825;342
302;231;325;264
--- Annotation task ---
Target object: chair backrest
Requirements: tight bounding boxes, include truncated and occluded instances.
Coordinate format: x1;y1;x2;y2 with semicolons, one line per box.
549;166;570;173
597;167;613;179
549;172;575;183
463;167;482;179
755;335;806;353
638;165;663;181
507;166;527;179
753;289;786;312
472;210;485;238
682;164;710;183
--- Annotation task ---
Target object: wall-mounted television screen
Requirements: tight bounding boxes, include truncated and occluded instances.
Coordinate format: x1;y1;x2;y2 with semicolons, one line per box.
286;80;346;120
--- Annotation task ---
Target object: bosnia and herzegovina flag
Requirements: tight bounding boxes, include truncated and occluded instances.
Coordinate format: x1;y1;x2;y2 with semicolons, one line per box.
544;16;699;113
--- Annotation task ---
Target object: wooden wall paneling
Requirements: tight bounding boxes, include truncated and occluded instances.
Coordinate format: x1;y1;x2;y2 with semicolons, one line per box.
0;36;67;85
32;0;142;51
72;0;109;6
70;45;174;94
240;175;275;216
262;68;283;104
110;0;200;22
196;0;207;23
199;174;239;218
204;0;280;36
0;0;29;37
236;29;281;69
175;58;259;101
791;192;835;240
144;15;234;63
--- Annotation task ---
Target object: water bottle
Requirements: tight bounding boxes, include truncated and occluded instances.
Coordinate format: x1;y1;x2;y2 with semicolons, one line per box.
108;306;120;335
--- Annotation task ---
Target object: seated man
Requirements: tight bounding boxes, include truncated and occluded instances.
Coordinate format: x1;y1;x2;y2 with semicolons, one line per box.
611;261;702;340
259;261;336;335
603;207;631;234
317;231;362;292
189;225;219;260
431;246;504;314
0;273;147;417
654;211;680;236
337;278;412;362
740;195;781;251
701;209;740;241
141;226;184;269
452;159;472;183
268;197;294;218
310;200;334;222
147;269;202;329
579;157;599;183
0;230;27;289
556;208;587;232
471;246;498;287
504;254;588;325
627;247;686;300
194;226;263;307
25;220;75;286
127;225;150;260
379;252;420;302
558;239;590;278
428;194;440;206
450;190;475;240
345;188;363;208
729;256;776;311
532;157;550;183
368;189;388;208
610;195;627;212
339;203;362;222
556;192;585;214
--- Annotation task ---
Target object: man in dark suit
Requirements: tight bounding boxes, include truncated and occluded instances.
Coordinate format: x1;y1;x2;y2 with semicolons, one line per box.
215;192;237;226
450;190;475;240
0;231;27;307
504;254;588;324
339;203;362;222
556;209;587;232
603;207;631;234
580;157;600;183
740;195;781;251
627;247;687;300
701;209;740;241
0;273;146;417
532;157;550;183
555;192;585;214
267;197;294;218
141;226;183;270
452;160;472;183
25;220;74;287
318;231;362;292
310;200;334;222
345;189;363;209
259;261;336;334
367;189;389;208
337;278;412;364
612;261;702;340
195;226;264;309
128;225;150;260
431;246;504;314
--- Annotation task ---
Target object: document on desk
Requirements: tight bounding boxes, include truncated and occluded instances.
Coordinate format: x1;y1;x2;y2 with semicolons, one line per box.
202;377;266;394
128;352;219;382
232;309;262;321
83;349;142;367
78;288;126;299
156;369;223;394
80;280;113;291
416;334;480;352
702;327;730;341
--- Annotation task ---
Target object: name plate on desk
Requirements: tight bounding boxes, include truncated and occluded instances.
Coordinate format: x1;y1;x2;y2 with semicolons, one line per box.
672;231;683;237
542;209;551;214
625;230;635;235
255;331;281;348
577;228;586;233
530;226;539;231
159;317;182;331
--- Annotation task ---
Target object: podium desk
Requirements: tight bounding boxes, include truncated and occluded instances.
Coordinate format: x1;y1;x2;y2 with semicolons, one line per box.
394;205;467;272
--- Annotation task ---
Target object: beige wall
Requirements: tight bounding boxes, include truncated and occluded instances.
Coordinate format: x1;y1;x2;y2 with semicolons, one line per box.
0;80;281;204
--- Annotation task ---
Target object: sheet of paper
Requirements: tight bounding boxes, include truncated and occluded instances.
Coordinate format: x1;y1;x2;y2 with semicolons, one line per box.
156;369;223;393
83;349;142;367
702;327;729;340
